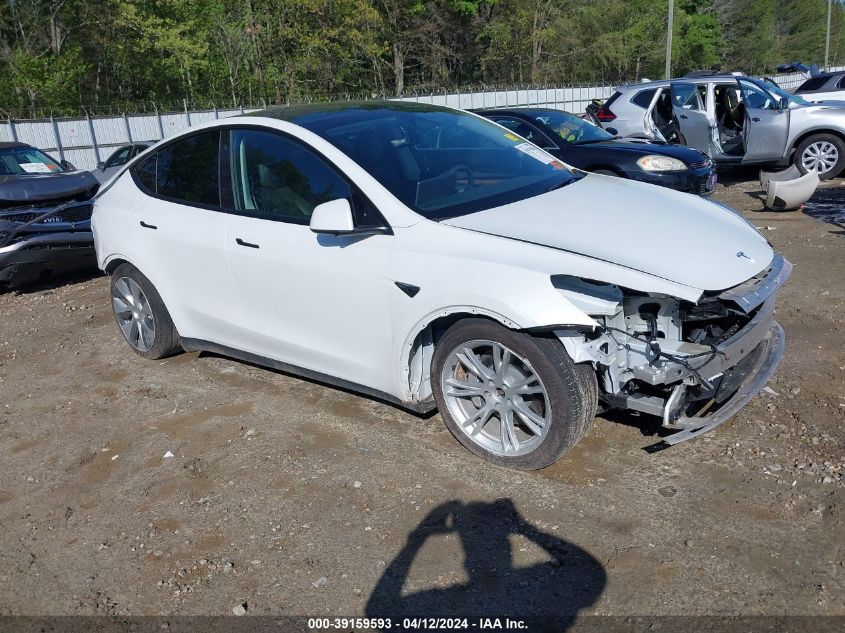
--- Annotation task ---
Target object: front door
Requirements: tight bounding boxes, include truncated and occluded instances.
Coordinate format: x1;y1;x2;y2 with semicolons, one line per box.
736;78;790;163
221;128;396;393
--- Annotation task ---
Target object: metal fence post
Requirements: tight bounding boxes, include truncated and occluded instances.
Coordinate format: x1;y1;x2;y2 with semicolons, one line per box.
123;112;133;143
85;110;101;166
183;99;191;127
154;105;164;140
7;118;18;142
50;114;65;162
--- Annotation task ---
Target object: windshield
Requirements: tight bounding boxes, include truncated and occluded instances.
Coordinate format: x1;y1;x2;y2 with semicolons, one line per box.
525;109;614;144
294;104;581;220
0;146;63;176
760;78;810;106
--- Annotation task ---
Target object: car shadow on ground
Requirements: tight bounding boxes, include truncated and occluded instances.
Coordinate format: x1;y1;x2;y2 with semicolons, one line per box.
802;186;845;237
365;498;606;630
1;266;100;295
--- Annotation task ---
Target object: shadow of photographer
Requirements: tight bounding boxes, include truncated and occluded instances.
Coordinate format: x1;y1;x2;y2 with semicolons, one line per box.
366;498;606;630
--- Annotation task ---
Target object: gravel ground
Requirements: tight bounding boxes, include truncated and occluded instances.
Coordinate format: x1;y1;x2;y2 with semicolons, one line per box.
0;171;843;619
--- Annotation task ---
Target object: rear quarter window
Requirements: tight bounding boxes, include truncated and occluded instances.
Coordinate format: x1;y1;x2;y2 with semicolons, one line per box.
798;76;830;92
631;89;656;108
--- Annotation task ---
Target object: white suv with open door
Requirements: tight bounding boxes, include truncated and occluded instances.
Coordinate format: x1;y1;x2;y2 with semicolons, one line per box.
596;73;845;179
92;101;789;469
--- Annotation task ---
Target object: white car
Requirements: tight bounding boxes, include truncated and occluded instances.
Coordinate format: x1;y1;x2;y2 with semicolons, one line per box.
92;101;790;469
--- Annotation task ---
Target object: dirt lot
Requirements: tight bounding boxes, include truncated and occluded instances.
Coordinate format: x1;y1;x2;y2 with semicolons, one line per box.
0;171;843;622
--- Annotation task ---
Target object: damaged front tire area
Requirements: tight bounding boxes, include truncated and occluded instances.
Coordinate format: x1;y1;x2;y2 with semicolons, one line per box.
432;318;597;470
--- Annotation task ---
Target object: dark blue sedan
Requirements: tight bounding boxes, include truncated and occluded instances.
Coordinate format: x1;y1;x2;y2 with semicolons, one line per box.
475;108;716;196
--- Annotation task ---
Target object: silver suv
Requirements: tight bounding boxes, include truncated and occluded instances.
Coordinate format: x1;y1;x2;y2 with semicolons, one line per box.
594;72;845;179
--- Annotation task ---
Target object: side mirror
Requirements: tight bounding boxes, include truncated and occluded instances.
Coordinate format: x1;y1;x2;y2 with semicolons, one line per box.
97;161;105;170
309;198;356;235
779;97;790;110
60;159;76;171
606;127;619;136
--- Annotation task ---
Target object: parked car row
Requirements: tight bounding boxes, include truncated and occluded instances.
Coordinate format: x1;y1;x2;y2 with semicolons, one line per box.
594;71;845;179
92;100;790;469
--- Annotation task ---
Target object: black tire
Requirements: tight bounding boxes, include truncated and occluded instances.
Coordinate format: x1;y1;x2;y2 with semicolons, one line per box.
110;263;180;360
431;318;595;470
793;133;845;180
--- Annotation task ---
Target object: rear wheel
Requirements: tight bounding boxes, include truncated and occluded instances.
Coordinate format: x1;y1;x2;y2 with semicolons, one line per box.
110;263;180;360
794;133;845;179
432;319;596;470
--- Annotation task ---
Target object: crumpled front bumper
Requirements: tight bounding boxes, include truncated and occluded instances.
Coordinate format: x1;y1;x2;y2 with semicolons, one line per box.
0;230;95;286
645;320;784;450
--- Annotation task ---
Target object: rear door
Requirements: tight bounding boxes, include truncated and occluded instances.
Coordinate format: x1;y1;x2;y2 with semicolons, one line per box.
736;78;789;162
129;131;245;345
669;82;712;153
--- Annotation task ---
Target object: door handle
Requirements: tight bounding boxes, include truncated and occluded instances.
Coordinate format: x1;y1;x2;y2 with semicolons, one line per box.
751;117;761;122
236;238;260;249
139;221;157;230
679;114;688;119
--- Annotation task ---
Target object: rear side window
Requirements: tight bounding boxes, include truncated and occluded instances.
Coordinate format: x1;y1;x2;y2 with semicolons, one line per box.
631;88;656;109
798;76;829;92
155;132;221;206
837;75;845;89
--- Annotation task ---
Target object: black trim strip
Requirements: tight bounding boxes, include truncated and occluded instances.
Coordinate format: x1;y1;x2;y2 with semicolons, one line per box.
179;337;437;415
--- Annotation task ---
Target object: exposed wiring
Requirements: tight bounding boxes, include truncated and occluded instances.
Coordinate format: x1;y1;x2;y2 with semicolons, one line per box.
600;325;727;390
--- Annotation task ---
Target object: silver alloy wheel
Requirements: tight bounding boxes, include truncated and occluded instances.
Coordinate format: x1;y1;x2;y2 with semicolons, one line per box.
801;141;839;174
440;339;550;457
112;276;155;352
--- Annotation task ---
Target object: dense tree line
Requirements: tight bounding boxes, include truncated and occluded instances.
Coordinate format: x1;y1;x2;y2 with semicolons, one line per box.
1;0;843;116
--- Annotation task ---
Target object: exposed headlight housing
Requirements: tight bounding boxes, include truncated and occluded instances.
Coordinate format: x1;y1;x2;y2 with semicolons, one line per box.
636;155;687;171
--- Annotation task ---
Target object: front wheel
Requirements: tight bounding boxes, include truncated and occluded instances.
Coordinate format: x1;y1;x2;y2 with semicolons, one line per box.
431;319;596;470
794;133;845;179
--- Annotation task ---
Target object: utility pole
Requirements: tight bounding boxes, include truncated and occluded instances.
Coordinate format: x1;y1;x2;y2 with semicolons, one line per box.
825;0;833;72
665;0;674;79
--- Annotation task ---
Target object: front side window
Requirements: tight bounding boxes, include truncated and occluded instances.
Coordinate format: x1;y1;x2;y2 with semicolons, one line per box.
228;129;351;224
296;104;579;220
738;79;778;110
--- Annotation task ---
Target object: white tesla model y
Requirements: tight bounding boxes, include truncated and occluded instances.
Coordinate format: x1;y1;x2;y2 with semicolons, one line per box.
92;101;790;469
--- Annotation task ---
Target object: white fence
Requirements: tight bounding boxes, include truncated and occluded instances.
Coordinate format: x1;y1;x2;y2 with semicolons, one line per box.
0;70;824;172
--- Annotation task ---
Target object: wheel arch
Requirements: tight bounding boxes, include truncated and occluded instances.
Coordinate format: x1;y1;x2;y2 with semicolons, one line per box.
399;304;596;404
787;127;845;161
104;256;130;275
400;307;524;403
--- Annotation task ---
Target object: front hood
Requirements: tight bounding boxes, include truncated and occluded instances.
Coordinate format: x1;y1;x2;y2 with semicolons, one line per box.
578;139;709;163
0;171;99;207
442;175;772;292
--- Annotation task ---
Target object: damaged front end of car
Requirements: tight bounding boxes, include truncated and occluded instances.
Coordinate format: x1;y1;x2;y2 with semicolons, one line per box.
0;199;96;288
553;254;792;449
